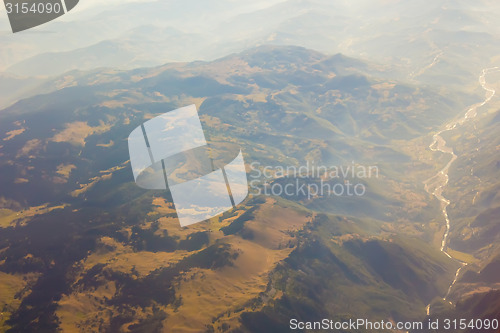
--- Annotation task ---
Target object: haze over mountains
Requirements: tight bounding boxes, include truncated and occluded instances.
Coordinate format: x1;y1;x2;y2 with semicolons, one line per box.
1;0;499;113
0;0;500;332
1;0;500;81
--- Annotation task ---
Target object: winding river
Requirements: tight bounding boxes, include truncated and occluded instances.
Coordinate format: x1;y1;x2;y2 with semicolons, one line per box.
423;67;498;315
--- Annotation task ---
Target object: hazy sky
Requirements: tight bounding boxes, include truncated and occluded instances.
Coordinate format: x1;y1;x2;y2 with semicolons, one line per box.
62;0;156;18
0;0;289;71
66;0;286;19
1;0;286;27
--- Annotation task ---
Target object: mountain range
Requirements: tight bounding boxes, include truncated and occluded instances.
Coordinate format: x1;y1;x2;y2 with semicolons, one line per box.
0;45;498;332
